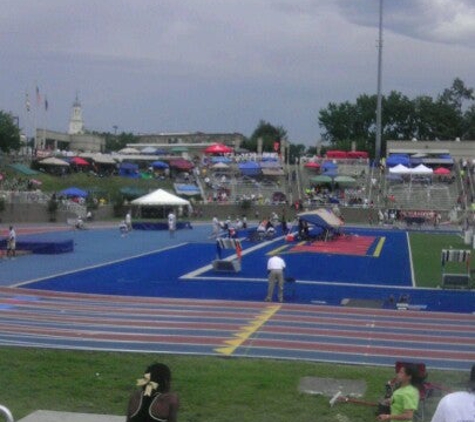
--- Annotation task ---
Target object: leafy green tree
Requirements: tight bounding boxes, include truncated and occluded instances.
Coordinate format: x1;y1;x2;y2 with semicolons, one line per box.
0;111;21;153
462;105;475;139
318;78;475;157
439;77;474;112
244;120;288;152
288;143;306;164
92;131;139;152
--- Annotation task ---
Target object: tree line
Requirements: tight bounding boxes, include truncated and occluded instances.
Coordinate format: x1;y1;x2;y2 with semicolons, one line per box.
318;78;475;157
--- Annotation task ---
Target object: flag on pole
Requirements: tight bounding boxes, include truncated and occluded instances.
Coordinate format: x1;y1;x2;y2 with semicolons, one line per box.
36;85;41;106
25;93;31;112
44;96;48;111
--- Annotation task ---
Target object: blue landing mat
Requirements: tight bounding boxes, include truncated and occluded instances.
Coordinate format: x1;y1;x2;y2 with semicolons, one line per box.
0;235;74;254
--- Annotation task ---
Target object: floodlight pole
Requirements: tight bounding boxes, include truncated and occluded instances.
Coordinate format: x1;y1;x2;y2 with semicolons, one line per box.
375;0;384;166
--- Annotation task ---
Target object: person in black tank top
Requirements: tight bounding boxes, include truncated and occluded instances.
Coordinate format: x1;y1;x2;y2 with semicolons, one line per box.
126;363;180;422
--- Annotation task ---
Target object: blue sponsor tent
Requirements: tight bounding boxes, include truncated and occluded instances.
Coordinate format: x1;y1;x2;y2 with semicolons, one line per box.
59;187;88;198
238;161;261;176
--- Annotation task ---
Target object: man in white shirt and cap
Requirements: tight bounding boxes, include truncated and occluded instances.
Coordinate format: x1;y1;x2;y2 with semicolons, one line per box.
430;364;475;422
265;254;286;303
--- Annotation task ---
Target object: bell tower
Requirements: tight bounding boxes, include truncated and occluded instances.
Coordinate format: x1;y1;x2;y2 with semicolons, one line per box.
68;94;84;135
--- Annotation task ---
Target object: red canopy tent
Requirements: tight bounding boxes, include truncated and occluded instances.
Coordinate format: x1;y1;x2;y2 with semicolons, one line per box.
168;159;194;171
326;150;348;159
433;167;451;175
71;157;90;166
347;151;369;159
304;161;321;169
204;143;233;154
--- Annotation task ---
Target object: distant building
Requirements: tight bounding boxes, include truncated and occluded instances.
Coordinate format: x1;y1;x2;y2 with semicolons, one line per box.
35;96;105;155
387;140;475;162
134;132;245;149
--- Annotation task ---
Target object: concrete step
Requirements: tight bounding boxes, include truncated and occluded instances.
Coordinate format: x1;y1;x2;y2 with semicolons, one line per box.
17;410;123;422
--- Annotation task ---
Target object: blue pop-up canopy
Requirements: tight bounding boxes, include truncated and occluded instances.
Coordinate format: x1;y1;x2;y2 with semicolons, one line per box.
59;187;88;198
238;161;261;176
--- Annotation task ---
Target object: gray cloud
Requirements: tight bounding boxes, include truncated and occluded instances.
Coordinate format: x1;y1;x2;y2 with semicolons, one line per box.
1;0;475;145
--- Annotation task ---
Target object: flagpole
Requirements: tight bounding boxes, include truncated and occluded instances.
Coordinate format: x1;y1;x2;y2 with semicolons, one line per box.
375;0;384;165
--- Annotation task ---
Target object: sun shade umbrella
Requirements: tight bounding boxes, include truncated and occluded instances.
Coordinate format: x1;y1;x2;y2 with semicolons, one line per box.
59;187;88;198
141;146;157;154
204;143;233;154
433;167;451;175
70;157;89;166
169;159;194;170
39;157;70;166
118;147;141;154
151;161;169;169
304;161;321;169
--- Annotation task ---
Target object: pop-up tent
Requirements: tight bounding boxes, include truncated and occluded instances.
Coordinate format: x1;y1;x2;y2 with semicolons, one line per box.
238;161;261;176
131;188;191;220
59;187;88;198
298;208;344;229
131;189;190;207
297;208;344;241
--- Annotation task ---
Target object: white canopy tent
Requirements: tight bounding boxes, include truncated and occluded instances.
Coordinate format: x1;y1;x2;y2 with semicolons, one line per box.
131;189;191;218
411;164;433;175
388;164;433;175
131;189;190;207
388;164;411;174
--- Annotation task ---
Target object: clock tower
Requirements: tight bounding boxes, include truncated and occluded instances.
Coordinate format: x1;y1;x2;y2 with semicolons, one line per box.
68;94;84;135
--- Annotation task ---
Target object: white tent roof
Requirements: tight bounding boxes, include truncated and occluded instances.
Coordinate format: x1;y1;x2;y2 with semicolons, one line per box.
131;189;190;207
119;147;141;154
211;162;230;169
388;164;411;174
39;157;70;166
411;164;433;174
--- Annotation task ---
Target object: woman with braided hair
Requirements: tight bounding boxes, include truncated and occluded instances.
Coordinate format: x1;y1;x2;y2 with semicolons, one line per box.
126;363;179;422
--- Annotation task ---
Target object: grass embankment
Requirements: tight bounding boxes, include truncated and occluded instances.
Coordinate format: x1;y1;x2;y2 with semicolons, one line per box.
0;348;465;422
30;172;175;201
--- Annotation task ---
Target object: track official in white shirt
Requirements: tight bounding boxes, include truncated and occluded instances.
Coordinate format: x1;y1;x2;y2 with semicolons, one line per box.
265;254;286;303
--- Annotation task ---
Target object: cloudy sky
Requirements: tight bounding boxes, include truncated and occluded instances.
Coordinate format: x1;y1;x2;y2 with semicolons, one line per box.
2;0;475;146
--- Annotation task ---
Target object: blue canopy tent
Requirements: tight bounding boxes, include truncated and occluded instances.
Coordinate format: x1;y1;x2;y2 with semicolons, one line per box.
59;187;88;198
321;161;338;171
119;162;140;178
238;161;261;177
297;208;344;241
386;154;410;167
151;161;169;169
211;156;232;164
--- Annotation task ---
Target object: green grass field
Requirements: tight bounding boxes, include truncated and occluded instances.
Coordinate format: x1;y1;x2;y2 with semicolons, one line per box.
0;348;466;422
410;232;473;287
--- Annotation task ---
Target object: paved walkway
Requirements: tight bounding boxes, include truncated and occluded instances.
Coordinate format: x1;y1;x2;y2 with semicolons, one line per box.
18;410;122;422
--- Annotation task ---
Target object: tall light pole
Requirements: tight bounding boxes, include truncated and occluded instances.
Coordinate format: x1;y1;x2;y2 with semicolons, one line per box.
375;0;384;165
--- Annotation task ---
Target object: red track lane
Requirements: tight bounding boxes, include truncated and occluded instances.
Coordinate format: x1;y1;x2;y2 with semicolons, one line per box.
262;325;475;345
239;338;475;361
0;287;474;370
0;311;243;331
271;314;475;333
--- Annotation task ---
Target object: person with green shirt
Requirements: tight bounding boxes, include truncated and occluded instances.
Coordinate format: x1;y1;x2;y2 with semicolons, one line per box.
378;364;421;422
